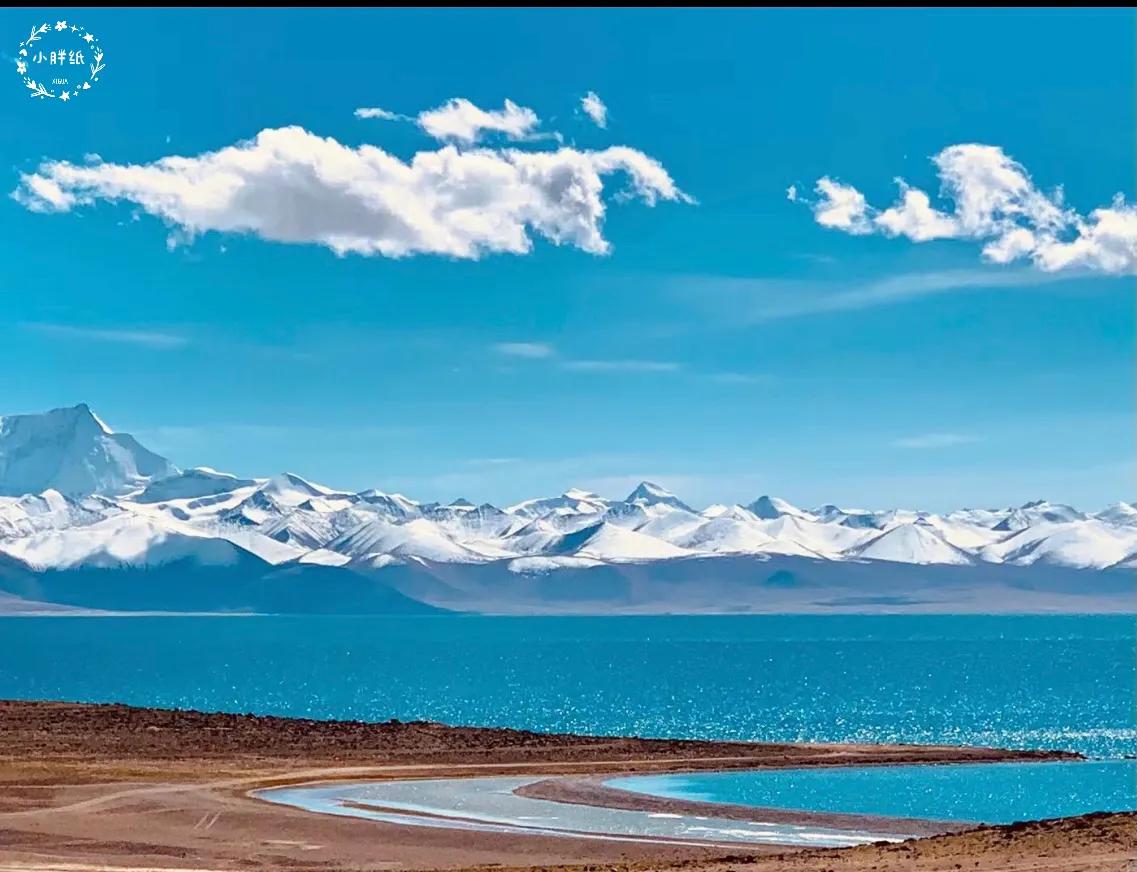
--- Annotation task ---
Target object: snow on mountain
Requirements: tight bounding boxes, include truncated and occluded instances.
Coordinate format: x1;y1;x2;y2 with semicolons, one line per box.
812;504;883;529
257;510;339;550
325;517;487;563
0;404;1133;582
677;504;823;559
624;481;694;512
0;404;177;497
134;467;256;503
1095;501;1137;526
699;504;735;519
849;521;974;565
506;488;610;519
426;501;518;536
297;547;352;567
918;514;1006;551
676;514;824;557
709;504;760;522
0;490;109;538
942;507;1009;528
218;490;288;527
622;502;705;541
357;490;421;520
982;519;1137;570
747;495;815;521
215;527;309;564
498;517;566;556
0;513;251;570
755;514;873;557
259;472;344;506
553;520;696;562
992;500;1087;532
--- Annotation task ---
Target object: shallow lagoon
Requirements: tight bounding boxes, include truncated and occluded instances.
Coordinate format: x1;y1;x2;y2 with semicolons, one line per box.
253;776;906;847
608;759;1137;824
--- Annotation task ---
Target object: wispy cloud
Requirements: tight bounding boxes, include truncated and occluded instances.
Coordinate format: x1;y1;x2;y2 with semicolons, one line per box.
560;358;681;373
670;267;1079;324
22;322;189;349
353;106;406;121
492;341;556;359
417;98;541;144
355;98;556;145
491;341;682;374
580;91;608;129
707;371;773;385
892;433;981;449
463;457;520;467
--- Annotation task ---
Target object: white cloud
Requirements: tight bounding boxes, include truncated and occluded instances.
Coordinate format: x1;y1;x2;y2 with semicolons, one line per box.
353;106;404;121
580;91;608;129
805;144;1137;274
892;433;980;449
1028;198;1137;274
12;125;688;259
813;177;872;234
785;185;797;203
417;98;540;144
493;341;555;358
874;182;958;242
356;96;558;145
22;322;188;349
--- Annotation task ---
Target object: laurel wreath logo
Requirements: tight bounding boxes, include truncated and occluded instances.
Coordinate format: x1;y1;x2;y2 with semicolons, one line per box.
15;20;105;102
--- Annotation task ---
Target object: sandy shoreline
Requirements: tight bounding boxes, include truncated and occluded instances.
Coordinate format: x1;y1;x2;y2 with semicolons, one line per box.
0;700;1131;872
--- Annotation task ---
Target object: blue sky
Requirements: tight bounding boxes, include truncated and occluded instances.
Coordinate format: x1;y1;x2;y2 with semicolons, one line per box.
1;8;1133;510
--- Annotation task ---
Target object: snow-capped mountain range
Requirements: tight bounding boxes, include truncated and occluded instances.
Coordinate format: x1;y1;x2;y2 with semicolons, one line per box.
0;404;1133;615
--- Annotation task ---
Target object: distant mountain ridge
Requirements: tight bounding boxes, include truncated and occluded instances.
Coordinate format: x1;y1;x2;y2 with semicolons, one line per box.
0;404;1133;615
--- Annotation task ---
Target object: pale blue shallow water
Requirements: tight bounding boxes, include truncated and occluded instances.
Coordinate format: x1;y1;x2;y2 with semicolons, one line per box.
0;614;1133;760
254;776;905;847
607;760;1137;824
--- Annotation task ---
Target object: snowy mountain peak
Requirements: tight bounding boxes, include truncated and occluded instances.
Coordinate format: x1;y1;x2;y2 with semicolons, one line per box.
747;495;811;520
261;472;337;505
626;480;673;498
625;481;692;511
563;487;600;500
62;403;114;434
134;467;255;504
851;522;973;566
506;488;611;518
1096;501;1137;526
0;404;177;497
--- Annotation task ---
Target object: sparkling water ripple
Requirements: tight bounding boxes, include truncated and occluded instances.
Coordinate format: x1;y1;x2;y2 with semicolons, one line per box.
1;614;1132;759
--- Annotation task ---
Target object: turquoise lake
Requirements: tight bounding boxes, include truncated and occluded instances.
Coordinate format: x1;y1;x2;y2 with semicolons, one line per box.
607;760;1137;824
0;614;1133;762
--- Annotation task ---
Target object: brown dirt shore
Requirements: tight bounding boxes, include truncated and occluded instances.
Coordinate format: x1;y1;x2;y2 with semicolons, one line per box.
0;700;1130;872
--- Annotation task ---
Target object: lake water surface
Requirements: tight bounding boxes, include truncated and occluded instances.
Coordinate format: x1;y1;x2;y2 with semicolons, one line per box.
1;614;1132;760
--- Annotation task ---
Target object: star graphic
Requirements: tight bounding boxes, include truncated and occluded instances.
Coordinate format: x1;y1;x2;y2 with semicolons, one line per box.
83;33;94;43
